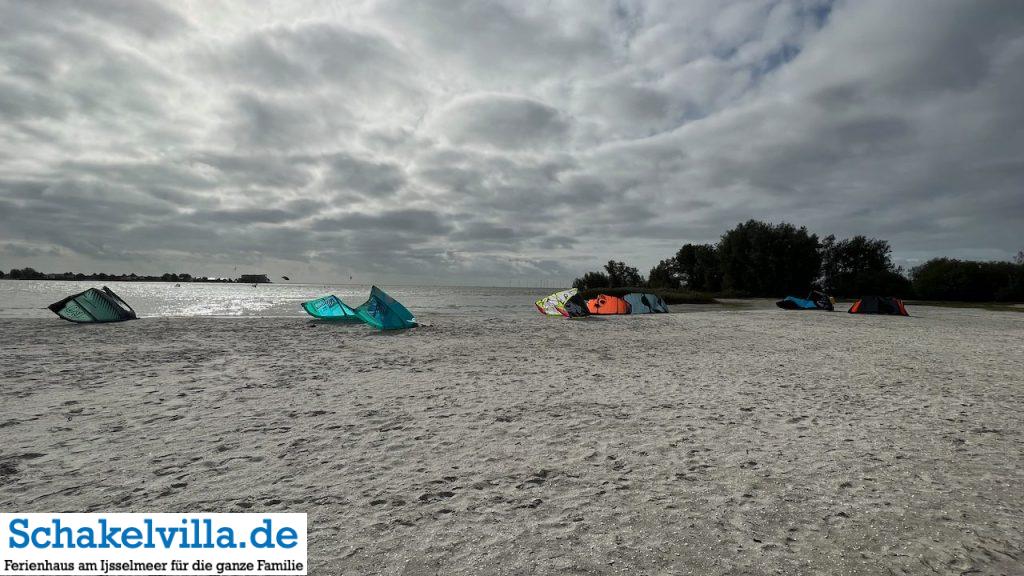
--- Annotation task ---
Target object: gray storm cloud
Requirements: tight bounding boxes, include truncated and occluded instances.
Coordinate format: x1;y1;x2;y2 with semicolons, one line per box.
428;94;570;151
0;0;1022;283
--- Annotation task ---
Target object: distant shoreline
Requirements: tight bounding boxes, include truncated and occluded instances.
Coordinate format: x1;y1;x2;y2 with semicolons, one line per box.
0;275;237;283
1;268;269;283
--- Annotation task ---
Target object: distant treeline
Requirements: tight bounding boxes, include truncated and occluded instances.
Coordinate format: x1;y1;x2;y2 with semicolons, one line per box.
1;268;234;283
574;220;1024;302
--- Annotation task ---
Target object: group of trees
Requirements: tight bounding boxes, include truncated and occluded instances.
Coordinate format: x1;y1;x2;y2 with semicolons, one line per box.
6;267;46;280
573;219;1024;301
911;257;1024;301
572;261;644;290
818;235;911;296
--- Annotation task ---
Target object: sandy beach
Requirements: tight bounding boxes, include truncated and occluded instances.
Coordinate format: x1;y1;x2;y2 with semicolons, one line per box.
1;304;1022;575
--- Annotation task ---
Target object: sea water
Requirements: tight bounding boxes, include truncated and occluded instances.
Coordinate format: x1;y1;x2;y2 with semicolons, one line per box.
0;280;551;319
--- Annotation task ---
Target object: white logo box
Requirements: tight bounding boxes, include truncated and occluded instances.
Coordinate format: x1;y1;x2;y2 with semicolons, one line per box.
0;513;307;575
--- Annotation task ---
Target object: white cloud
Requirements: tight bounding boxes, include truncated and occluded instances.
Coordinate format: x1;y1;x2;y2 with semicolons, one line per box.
1;0;1022;283
428;94;571;151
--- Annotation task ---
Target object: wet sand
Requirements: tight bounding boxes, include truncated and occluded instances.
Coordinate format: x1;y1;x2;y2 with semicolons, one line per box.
1;305;1022;575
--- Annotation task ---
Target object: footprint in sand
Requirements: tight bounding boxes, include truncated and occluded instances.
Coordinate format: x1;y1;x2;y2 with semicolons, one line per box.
417;491;455;503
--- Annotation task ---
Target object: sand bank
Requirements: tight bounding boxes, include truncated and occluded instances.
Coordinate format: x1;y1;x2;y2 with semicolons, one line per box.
1;306;1022;574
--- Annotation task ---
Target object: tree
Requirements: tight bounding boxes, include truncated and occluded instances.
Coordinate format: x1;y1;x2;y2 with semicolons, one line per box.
717;220;821;296
648;259;681;289
1016;250;1024;265
603;260;644;287
572;271;610;291
675;243;722;291
819;234;909;296
9;267;45;280
572;260;644;290
912;258;1023;302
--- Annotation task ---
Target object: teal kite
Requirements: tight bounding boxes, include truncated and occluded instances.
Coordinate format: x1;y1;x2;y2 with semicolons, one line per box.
48;286;137;323
301;287;417;330
355;286;417;330
300;294;362;322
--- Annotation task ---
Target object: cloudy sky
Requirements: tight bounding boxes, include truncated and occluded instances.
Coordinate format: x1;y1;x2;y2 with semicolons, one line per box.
1;0;1022;284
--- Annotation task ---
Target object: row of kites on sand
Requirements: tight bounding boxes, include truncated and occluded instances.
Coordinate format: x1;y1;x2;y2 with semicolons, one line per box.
46;286;908;327
533;288;909;317
534;288;669;316
772;290;909;315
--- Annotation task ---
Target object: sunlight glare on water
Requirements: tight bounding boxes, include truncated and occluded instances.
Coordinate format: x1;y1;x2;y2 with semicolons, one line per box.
0;281;552;319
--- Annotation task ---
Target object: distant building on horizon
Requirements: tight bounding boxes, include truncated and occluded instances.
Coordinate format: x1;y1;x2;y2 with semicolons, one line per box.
238;274;271;284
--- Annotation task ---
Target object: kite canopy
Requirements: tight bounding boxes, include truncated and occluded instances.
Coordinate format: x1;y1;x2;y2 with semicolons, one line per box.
848;296;908;316
776;296;820;310
586;294;631;315
355;286;418;330
301;294;361;322
777;290;834;311
809;290;835;311
623;292;669;314
535;288;589;317
560;292;590;317
536;289;572;316
48;286;137;323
